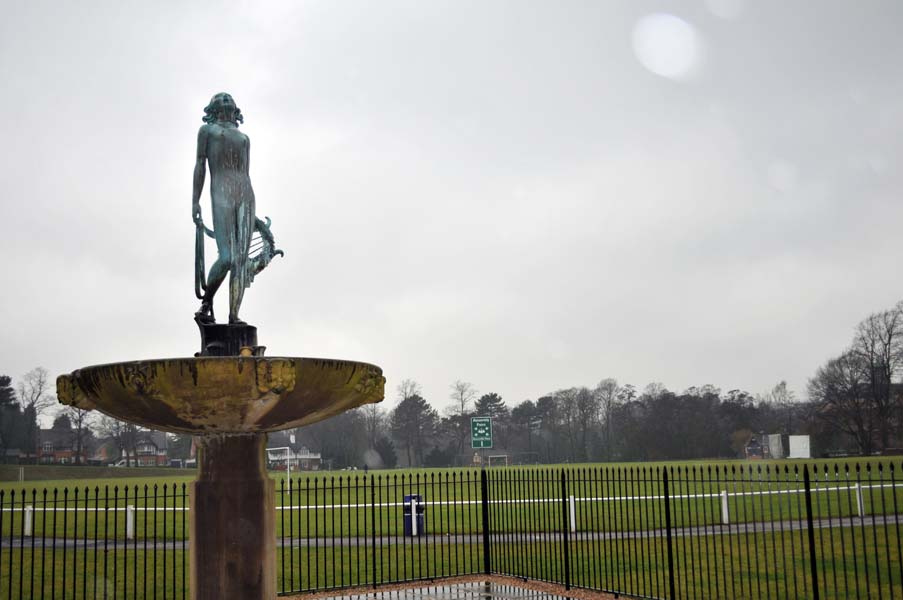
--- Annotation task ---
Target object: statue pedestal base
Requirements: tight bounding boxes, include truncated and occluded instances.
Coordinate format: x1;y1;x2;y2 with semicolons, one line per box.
194;317;261;356
189;433;275;600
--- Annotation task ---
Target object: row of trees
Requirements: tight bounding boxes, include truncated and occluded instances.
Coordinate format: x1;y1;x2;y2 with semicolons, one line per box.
329;378;808;469
300;302;903;468
5;301;900;469
0;367;156;465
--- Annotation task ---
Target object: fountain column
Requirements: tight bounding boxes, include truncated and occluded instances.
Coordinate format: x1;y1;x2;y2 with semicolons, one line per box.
190;433;275;600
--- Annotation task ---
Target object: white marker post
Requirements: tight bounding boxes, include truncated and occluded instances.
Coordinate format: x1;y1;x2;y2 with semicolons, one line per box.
24;505;33;537
721;490;730;524
569;495;577;533
126;505;135;540
286;447;292;496
287;434;296;495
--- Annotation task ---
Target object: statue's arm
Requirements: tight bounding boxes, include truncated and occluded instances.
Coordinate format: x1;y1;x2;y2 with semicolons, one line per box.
192;126;209;223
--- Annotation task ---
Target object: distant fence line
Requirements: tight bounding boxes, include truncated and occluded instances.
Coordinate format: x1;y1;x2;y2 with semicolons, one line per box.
1;462;902;599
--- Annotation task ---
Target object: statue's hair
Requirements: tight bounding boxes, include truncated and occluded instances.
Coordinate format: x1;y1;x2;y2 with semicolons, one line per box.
202;94;244;125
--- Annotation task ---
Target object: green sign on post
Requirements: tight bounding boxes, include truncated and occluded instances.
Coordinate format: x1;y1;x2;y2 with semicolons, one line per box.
471;416;493;449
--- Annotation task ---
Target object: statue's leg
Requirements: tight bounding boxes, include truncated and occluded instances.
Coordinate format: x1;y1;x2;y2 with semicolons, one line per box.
228;196;254;325
198;252;230;321
228;262;246;324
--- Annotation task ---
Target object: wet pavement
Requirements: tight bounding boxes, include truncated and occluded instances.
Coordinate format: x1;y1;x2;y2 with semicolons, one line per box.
321;581;571;600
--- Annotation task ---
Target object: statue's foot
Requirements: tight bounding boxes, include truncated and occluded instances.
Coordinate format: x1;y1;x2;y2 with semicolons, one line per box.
229;315;247;325
195;302;215;323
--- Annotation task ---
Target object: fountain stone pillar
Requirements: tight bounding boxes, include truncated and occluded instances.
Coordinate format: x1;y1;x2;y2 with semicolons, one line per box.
190;433;274;600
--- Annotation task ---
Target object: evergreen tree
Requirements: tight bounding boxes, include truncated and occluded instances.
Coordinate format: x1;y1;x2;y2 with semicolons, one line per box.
390;394;438;467
0;376;15;407
474;393;508;419
0;375;22;456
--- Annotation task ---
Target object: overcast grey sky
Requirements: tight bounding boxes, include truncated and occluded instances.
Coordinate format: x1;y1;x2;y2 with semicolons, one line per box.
2;0;902;417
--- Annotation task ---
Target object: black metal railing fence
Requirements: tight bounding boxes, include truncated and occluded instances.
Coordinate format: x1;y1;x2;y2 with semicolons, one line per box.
1;462;900;599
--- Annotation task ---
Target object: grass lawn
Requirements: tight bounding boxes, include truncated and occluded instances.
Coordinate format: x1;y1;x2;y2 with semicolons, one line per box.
2;526;899;599
2;457;900;542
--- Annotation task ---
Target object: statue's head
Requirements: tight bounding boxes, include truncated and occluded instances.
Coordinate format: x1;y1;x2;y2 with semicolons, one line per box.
203;93;244;125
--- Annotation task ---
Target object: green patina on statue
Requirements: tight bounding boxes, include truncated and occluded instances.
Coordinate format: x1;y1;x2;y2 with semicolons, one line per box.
192;93;282;325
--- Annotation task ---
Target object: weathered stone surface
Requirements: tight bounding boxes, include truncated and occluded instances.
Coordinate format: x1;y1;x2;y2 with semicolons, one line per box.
190;433;275;600
56;357;384;434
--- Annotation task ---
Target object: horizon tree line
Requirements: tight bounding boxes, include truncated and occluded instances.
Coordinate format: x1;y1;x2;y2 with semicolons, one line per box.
3;300;901;468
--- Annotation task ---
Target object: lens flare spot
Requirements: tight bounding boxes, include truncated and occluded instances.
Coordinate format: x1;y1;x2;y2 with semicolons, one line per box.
632;13;703;81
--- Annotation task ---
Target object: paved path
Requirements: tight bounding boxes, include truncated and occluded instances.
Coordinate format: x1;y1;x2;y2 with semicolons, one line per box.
2;514;899;550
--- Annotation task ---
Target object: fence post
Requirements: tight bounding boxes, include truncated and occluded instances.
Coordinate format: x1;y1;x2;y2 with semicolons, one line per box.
803;466;820;600
854;483;864;517
663;469;676;600
480;468;492;575
24;505;33;536
370;476;377;589
560;471;571;590
720;490;729;524
127;504;135;540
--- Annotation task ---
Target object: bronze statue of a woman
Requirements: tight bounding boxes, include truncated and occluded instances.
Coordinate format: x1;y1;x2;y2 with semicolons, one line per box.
192;93;281;325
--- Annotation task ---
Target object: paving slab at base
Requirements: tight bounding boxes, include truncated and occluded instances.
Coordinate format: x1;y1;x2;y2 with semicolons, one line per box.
324;582;568;600
283;577;619;600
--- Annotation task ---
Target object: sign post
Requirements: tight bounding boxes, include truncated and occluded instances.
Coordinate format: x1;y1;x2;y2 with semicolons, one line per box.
471;417;493;467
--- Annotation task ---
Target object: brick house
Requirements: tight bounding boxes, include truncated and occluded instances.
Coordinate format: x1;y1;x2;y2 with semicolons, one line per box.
37;420;94;465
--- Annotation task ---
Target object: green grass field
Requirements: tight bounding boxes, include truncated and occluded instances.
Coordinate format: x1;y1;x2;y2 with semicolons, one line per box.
2;528;899;599
1;457;900;541
0;464;197;483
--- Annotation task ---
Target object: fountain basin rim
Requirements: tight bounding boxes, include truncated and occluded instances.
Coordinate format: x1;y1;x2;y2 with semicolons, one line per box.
56;356;385;435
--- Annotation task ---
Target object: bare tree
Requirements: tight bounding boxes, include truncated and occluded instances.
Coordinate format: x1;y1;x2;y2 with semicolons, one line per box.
449;380;477;416
17;367;56;416
361;404;385;449
765;380;798;433
61;406;93;465
554;387;598;461
16;367;57;455
396;379;423;403
851;302;903;449
643;382;667;400
808;350;875;454
594;378;621;460
575;387;599;461
96;415;141;466
447;380;477;458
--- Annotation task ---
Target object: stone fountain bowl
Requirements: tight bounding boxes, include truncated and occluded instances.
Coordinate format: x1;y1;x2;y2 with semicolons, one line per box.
56;357;384;435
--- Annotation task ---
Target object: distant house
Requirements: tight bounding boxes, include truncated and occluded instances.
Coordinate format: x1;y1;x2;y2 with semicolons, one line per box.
91;431;169;466
90;438;118;465
266;430;322;471
133;431;169;466
37;420;94;465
